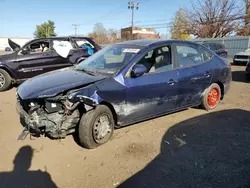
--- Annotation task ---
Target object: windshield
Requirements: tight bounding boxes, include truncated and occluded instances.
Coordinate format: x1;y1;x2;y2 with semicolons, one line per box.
75;44;142;75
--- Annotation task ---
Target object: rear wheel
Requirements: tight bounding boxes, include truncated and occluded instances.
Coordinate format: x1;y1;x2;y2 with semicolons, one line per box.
78;105;114;149
0;69;12;92
76;57;86;64
201;83;221;110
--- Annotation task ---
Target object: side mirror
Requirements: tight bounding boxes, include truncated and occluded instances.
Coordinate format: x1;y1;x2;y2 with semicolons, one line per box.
131;64;147;77
21;47;30;55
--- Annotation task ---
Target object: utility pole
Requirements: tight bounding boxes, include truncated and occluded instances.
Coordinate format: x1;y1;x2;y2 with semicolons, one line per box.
72;24;80;36
128;1;139;40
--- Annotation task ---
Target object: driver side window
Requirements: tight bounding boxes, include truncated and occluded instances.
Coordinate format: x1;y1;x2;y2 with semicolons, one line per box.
21;40;51;55
136;45;173;74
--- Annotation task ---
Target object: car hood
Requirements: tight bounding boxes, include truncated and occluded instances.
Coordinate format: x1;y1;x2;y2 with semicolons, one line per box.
17;68;106;100
235;51;250;56
0;51;17;61
8;38;20;51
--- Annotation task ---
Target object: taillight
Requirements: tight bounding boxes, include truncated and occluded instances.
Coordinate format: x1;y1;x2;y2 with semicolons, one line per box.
219;56;231;67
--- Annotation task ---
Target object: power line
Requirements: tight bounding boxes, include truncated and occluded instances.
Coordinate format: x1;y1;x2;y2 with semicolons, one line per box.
72;24;80;36
135;14;248;28
78;4;128;26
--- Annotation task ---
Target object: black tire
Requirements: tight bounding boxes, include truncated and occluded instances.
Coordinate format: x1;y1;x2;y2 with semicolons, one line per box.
0;69;12;92
78;105;114;149
201;83;221;111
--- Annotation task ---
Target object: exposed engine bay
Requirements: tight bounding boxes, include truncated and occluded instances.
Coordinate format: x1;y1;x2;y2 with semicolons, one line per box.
16;92;97;140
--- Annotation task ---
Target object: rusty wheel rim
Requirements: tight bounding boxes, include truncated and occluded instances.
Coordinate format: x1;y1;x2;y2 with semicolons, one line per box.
207;88;220;108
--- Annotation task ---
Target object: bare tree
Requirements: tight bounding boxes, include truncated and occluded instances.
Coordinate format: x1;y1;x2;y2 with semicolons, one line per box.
185;0;243;38
88;23;108;44
107;29;120;43
237;0;250;36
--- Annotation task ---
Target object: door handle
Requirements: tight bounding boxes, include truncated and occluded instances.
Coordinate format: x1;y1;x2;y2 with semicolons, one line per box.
43;53;50;56
167;79;177;86
203;71;211;78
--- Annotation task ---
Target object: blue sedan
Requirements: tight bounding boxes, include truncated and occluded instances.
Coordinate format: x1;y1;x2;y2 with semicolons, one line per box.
16;39;232;149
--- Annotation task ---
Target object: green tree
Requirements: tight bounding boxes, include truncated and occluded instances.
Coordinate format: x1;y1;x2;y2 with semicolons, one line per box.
34;20;56;38
170;9;191;40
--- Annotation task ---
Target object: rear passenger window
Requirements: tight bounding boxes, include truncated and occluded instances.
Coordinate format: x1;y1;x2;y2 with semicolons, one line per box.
210;44;217;50
176;45;203;67
200;47;212;61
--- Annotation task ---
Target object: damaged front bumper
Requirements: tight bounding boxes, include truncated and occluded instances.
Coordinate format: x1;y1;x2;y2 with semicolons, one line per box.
16;99;80;140
16;101;41;140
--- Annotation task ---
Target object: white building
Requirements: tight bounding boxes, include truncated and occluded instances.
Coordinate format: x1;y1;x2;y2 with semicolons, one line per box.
0;37;33;51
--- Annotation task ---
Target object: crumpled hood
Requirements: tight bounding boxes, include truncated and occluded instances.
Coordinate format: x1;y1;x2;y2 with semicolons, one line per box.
17;68;106;100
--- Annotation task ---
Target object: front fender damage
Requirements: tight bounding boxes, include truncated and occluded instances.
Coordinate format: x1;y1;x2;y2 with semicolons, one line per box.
17;90;101;141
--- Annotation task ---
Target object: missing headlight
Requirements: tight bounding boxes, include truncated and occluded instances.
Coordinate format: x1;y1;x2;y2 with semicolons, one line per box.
45;101;63;114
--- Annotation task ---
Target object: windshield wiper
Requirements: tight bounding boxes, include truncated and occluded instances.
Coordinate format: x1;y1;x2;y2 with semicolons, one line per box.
75;68;96;76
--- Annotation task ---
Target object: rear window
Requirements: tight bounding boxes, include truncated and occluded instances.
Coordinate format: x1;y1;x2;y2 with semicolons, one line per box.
203;43;225;50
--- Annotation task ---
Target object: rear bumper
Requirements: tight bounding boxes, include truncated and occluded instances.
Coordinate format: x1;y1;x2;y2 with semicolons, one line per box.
223;72;232;95
245;65;250;74
234;58;249;62
224;80;231;95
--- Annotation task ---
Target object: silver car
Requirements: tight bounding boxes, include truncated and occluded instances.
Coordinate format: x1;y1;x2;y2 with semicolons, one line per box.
233;48;250;65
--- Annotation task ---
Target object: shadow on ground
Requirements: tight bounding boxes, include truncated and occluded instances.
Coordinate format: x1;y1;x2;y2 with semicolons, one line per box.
0;146;57;188
232;70;250;83
118;109;250;188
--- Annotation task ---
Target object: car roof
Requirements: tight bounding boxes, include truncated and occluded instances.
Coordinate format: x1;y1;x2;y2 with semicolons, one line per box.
118;39;198;47
33;36;92;41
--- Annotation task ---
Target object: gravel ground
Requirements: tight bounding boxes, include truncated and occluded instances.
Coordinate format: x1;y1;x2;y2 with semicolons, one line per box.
0;64;250;188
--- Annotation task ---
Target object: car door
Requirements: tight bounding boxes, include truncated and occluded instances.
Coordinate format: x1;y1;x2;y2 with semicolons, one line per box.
15;39;75;80
49;38;75;68
69;38;99;63
122;44;180;123
193;46;213;95
14;39;52;79
175;43;206;107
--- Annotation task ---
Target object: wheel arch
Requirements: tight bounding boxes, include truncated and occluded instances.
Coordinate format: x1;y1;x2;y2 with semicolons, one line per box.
0;66;14;79
100;101;118;126
214;81;224;100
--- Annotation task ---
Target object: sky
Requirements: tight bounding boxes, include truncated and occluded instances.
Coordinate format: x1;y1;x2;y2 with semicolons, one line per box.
0;0;190;38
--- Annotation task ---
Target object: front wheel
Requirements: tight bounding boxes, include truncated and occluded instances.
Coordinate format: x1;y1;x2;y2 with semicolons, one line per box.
201;83;221;110
0;69;12;92
78;105;114;149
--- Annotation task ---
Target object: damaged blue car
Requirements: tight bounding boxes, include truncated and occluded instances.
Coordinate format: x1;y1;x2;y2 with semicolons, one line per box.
16;39;232;149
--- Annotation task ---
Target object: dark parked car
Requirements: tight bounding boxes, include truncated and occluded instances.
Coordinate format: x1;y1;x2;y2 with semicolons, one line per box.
16;39;232;149
4;47;12;51
201;42;228;58
0;37;101;91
